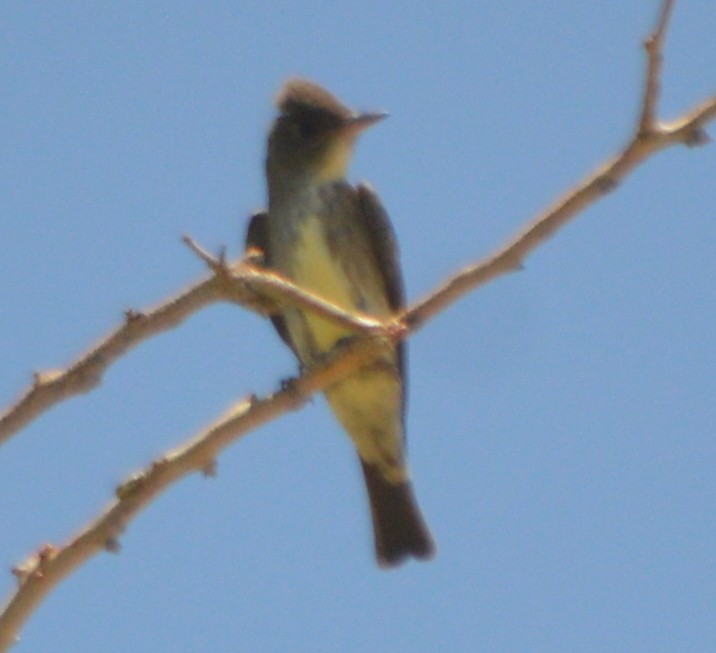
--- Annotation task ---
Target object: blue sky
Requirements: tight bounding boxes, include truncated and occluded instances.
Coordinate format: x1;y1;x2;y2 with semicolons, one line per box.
1;2;715;651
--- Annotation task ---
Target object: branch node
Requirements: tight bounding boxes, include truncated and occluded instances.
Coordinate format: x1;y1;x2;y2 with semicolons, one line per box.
116;471;148;499
384;319;409;344
31;370;63;388
643;35;661;58
11;544;59;586
124;308;147;324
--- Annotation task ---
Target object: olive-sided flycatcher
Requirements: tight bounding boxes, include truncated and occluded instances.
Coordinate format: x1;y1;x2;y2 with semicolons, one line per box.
246;79;434;567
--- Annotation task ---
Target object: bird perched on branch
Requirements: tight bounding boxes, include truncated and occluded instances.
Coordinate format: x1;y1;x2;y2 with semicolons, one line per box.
246;79;434;567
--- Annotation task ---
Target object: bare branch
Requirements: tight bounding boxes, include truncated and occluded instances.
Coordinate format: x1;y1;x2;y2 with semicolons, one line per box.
183;234;395;335
404;4;713;331
660;97;716;145
403;112;713;329
639;0;675;133
0;276;225;448
0;336;385;651
1;2;715;646
233;263;399;335
0;256;394;450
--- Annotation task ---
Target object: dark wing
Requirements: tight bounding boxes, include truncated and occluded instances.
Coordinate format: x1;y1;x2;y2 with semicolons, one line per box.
355;184;405;312
245;210;270;261
355;183;408;420
244;211;297;355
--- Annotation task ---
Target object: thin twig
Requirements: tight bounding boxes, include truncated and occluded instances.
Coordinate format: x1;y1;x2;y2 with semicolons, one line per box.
639;0;675;133
183;233;395;336
234;264;398;334
181;234;226;272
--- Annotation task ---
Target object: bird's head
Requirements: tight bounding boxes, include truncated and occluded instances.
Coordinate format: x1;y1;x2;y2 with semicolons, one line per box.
266;78;386;184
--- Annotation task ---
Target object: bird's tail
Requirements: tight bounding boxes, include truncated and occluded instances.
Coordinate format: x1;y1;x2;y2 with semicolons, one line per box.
360;460;435;568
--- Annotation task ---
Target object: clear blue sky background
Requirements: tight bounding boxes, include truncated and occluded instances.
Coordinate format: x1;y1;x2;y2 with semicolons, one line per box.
1;2;715;652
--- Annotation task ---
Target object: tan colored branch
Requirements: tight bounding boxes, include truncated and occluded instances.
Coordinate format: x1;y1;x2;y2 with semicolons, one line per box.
0;247;393;450
402;106;716;329
0;0;714;648
0;336;383;652
639;0;674;134
0;276;224;447
404;6;714;331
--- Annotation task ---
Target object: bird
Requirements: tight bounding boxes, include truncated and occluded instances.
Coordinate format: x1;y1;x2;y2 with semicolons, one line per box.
246;78;434;567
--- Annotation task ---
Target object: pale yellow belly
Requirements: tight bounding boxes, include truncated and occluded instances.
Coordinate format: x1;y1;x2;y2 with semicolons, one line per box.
289;214;405;478
291;214;389;353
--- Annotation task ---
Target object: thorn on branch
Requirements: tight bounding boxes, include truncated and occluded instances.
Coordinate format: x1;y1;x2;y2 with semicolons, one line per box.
124;308;147;324
685;128;710;147
10;565;29;585
276;376;311;411
105;538;121;554
643;34;663;59
216;246;228;269
279;376;299;394
596;175;619;194
201;460;218;477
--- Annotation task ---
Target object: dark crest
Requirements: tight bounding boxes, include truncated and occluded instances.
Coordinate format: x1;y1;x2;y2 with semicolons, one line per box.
275;79;352;134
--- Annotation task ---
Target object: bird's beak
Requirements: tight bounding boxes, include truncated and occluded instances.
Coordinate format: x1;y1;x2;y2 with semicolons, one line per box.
341;111;388;137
